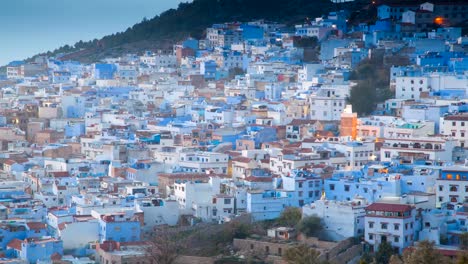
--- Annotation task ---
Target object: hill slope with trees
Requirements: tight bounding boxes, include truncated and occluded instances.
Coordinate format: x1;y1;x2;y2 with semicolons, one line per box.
32;0;370;62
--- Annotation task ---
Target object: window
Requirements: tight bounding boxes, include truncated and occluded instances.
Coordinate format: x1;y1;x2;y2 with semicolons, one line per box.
394;236;400;243
224;199;231;205
329;184;335;191
344;185;350;192
368;234;374;240
394;224;400;230
381;223;388;229
369;222;374;228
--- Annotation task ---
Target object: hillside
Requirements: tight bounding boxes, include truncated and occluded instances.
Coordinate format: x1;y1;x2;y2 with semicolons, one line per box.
32;0;370;63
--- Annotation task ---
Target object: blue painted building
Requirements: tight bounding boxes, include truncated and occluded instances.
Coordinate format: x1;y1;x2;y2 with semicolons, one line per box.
324;171;401;202
61;95;86;118
448;57;468;73
320;39;352;61
94;64;117;80
21;238;63;263
64;122;85;138
246;126;278;148
95;87;134;101
7;237;63;263
98;212;141;243
247;190;295;221
200;60;217;80
183;38;199;50
241;24;264;40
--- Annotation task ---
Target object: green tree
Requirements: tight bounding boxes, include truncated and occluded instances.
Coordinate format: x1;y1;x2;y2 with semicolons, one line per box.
456;250;468;264
277;207;302;227
147;227;186;264
348;59;392;116
215;221;253;246
375;241;394;264
402;240;448;264
388;255;403;264
228;67;245;80
348;80;376;115
283;244;322;264
360;251;373;264
459;232;468;250
294;36;318;48
230;222;252;239
296;216;323;237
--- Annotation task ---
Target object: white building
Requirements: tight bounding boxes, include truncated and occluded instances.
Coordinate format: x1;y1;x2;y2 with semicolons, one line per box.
204;106;234;125
439;114;468;148
302;197;368;241
57;216;100;251
395;76;430;100
330;140;376;170
135;198;179;232
178;151;229;174
380;137;456;163
435;166;468;208
140;53;177;68
309;85;349;121
174;177;234;222
383;121;435;139
365;203;416;253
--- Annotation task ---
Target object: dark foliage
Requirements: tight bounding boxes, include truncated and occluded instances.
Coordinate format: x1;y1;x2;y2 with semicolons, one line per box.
348;58;392;115
375;241;394;264
33;0;369;62
296;216;323;237
276;207;302;227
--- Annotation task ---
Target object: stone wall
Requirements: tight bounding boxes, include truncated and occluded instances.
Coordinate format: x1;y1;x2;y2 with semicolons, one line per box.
234;236;361;264
329;244;362;264
233;238;292;258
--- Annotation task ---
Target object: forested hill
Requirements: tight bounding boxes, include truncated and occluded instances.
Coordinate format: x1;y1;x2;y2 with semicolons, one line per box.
33;0;370;63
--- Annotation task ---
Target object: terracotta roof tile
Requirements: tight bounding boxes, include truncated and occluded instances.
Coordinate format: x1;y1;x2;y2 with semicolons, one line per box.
366;203;414;212
7;239;22;251
26;222;47;231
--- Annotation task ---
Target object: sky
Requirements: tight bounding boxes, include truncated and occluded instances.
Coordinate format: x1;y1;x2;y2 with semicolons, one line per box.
0;0;189;66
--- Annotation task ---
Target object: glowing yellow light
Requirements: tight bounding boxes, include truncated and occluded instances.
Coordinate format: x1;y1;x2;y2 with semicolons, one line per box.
434;17;444;25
